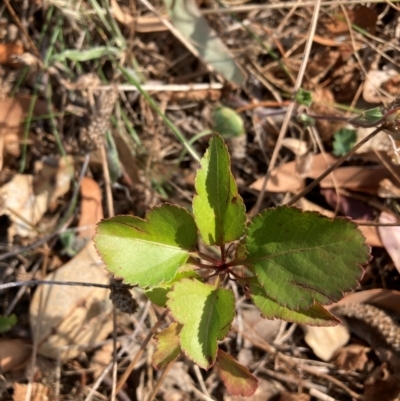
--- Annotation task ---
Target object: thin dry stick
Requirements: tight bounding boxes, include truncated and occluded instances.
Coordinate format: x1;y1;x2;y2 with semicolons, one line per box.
3;0;41;59
146;361;174;401
201;0;400;14
138;0;211;75
308;125;341;217
110;306;118;401
101;143;115;218
339;1;393;102
251;0;322;216
356;221;400;226
279;356;362;400
114;310;169;396
286;126;384;206
25;244;50;401
0;280;109;291
84;301;152;401
193;364;211;397
374;150;400;186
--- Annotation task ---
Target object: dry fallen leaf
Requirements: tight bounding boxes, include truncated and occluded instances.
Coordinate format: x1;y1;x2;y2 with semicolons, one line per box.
0;95;48;170
321;188;382;247
279;392;310;401
29;181;112;360
0;43;24;65
294;198;334;218
29;242;112;360
225;378;284;401
330;288;400;315
13;382;51;401
378;211;400;273
332;344;370;371
241;307;281;345
363;69;397;103
110;0;134;25
0;339;31;372
78;177;104;239
250;161;304;193
0;157;74;240
90;341;115;379
325;6;377;35
364;364;400;401
281;138;308;156
302;324;350;362
354;127;392;155
378;179;400;198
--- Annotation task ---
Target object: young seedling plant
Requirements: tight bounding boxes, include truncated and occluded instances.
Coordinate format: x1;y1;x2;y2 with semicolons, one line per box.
94;134;369;397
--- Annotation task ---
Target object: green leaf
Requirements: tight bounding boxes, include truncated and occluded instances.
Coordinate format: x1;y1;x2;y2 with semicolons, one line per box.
295;88;313;107
164;0;246;86
213;106;245;138
332;128;357;156
94;205;198;288
145;267;200;307
167;279;235;369
193;134;246;246
153;322;182;370
51;46;121;62
249;279;340;326
363;106;383;123
216;349;258;397
238;206;368;310
0;314;17;334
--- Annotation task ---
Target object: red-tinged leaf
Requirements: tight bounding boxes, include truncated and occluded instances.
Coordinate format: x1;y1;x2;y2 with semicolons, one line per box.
216;349;258;397
249;278;340;326
153;322;182;370
237;206;368;310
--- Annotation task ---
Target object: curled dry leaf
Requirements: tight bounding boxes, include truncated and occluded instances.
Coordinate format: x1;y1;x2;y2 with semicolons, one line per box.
364;364;400;401
363;69;398;103
383;74;400;97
